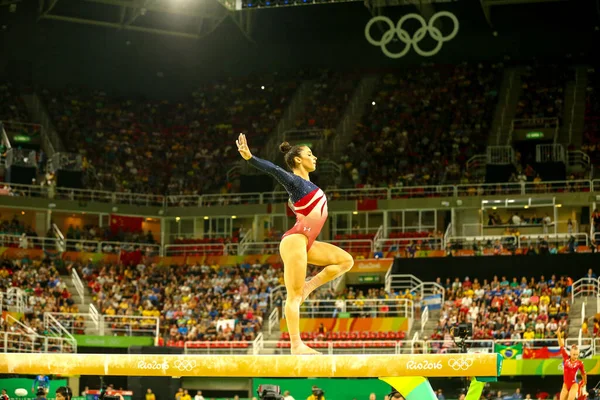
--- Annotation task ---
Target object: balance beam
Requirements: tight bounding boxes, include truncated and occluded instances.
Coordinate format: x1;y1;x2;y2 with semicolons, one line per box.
0;353;501;378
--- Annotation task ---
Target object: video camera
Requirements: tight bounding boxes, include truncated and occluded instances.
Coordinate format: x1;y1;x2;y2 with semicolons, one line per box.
386;387;404;400
36;388;47;398
257;385;284;400
454;323;473;340
311;388;324;399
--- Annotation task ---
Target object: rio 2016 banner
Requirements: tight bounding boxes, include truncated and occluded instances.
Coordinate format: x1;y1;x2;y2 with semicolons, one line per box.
501;358;600;376
0;353;501;378
280;317;409;333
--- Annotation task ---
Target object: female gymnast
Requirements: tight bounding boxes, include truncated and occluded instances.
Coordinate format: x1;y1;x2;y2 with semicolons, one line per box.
557;328;587;400
236;133;354;354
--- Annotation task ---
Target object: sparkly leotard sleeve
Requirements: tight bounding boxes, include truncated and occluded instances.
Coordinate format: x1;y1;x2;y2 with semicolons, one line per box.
247;156;328;250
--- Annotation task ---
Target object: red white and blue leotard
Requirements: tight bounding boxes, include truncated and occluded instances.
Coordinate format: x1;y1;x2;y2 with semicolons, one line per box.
561;347;585;391
248;156;328;251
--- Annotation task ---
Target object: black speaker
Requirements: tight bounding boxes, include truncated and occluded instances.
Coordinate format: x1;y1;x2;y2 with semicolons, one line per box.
56;169;83;189
6;165;36;185
581;206;590;225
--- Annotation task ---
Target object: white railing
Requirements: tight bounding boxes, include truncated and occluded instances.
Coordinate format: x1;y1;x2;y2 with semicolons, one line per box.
0;288;27;313
420;306;429;333
1;178;600;209
102;315;160;342
43;312;77;344
71;268;85;305
283;299;413;319
376;237;443;252
448;233;589;249
163;243;227;256
386;274;445;311
252;332;264;355
0;331;77;353
65;239;161;255
179;337;591;356
0;234;59;251
184;340;254;354
572;278;600;302
268;307;279;335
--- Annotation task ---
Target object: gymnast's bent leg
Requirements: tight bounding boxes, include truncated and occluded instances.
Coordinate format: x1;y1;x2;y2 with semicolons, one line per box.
303;240;354;301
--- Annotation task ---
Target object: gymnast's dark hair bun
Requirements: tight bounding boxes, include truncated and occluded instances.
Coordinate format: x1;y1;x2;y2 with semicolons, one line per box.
279;141;292;153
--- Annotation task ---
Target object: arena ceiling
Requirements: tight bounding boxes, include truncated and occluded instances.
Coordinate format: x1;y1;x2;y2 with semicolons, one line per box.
4;0;576;40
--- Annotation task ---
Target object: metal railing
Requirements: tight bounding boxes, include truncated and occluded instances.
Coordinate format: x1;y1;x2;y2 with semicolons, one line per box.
43;313;77;348
268;307;279;335
0;234;59;251
103;315;160;343
375;237;443;252
448;233;589;249
0;288;27;313
1;178;600;209
420;306;429;333
571;278;600;303
164;243;228;256
0;331;77;353
65;239;161;255
283;299;413;319
181;337;589;356
71;268;85;305
385;274;445;307
46;310;158;342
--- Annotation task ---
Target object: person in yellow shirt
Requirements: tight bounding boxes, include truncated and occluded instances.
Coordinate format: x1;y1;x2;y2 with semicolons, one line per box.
180;390;192;400
175;388;184;400
145;389;156;400
306;387;325;400
523;327;535;340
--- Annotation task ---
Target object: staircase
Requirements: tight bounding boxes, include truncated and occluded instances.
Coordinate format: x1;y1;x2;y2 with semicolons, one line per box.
263;80;316;162
64;274;93;314
420;309;441;340
560;66;588;147
21;93;65;156
331;75;380;161
569;296;597;340
488;67;523;146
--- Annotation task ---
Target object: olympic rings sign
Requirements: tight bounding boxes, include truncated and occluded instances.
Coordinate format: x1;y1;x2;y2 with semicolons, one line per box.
447;358;474;371
364;11;459;59
174;359;197;372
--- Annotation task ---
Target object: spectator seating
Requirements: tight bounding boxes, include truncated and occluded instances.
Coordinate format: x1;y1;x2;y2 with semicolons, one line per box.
515;63;572;120
0;81;29;122
432;275;570;342
80;262;280;342
41;72;300;195
583;65;600;165
295;69;359;131
341;63;502;188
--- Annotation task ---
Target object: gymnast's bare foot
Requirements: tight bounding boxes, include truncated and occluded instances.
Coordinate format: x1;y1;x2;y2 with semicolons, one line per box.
291;343;321;355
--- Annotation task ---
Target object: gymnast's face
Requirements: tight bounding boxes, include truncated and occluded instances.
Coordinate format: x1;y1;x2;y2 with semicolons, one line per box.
294;146;317;172
570;346;579;360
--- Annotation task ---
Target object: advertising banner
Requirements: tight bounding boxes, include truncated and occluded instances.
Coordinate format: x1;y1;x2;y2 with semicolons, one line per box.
280;317;409;332
73;335;154;348
501;358;600;376
350;258;393;273
0;353;501;378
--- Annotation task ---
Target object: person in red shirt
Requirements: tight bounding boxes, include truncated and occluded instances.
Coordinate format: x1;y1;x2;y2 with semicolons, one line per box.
557;328;587;400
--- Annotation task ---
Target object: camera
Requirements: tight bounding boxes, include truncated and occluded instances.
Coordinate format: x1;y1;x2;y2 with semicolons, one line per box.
455;323;473;340
257;385;283;400
36;387;47;397
386;388;404;400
